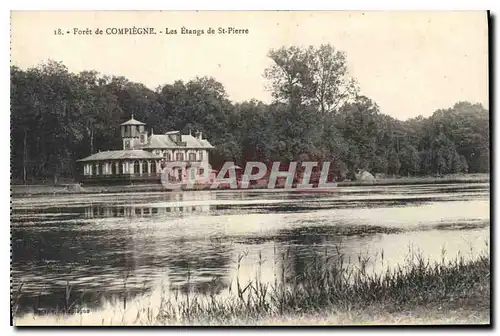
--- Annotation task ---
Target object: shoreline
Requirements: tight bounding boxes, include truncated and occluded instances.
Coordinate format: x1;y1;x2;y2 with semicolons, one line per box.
15;306;489;326
10;174;489;197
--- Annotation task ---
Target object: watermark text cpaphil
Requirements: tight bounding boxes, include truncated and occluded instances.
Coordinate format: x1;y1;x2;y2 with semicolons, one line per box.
160;161;338;191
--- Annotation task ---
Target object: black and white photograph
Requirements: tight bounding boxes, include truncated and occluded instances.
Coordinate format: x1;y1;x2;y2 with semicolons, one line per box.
9;10;490;326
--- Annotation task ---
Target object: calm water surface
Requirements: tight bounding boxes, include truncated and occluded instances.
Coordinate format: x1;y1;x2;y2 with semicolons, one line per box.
11;183;490;315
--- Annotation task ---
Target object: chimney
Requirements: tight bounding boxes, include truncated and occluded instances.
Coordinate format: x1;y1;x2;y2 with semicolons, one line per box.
198;131;202;140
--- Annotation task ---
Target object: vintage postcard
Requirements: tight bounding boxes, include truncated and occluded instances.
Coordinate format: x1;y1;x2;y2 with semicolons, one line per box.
10;11;490;326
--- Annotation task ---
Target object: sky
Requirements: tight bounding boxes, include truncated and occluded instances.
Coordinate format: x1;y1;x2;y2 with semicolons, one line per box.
10;11;489;120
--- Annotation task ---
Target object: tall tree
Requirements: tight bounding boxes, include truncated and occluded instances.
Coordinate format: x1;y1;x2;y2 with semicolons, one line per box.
264;46;309;107
264;44;358;114
303;44;358;114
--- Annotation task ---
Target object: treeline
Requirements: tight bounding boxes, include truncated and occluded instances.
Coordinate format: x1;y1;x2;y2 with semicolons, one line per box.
10;44;489;183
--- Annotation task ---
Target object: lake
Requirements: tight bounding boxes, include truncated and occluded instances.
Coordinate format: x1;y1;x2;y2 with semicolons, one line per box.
11;183;490;316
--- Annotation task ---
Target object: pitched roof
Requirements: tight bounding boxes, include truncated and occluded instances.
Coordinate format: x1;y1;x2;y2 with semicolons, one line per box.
120;117;146;126
199;139;213;147
143;133;215;149
181;134;214;148
77;150;156;162
147;134;178;148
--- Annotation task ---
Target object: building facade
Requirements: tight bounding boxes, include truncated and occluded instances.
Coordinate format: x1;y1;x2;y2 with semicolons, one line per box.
77;117;214;185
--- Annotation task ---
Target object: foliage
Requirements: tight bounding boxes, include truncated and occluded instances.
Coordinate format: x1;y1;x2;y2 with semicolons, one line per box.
264;45;358;113
10;45;489;183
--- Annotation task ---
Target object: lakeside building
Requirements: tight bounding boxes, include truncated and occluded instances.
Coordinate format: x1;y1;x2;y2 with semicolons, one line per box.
77;117;214;185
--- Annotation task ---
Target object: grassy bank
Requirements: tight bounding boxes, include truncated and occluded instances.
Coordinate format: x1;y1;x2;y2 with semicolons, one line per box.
10;173;490;196
13;248;490;326
10;183;165;196
337;173;489;187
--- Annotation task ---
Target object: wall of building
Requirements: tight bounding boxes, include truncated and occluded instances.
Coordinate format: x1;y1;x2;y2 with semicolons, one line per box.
151;149;208;162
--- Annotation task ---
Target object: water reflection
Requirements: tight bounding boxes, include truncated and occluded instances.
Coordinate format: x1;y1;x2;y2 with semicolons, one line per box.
11;183;490;316
83;203;213;218
82;191;215;218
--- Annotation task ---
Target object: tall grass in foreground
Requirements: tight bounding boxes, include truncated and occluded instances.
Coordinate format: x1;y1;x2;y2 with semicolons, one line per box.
14;246;490;326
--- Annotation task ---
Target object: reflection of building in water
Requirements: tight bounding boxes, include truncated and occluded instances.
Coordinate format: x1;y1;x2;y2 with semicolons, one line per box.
84;191;230;297
84;205;212;218
84;191;216;218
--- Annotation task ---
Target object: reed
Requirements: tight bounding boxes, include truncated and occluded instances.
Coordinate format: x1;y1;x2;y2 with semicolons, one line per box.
13;246;490;326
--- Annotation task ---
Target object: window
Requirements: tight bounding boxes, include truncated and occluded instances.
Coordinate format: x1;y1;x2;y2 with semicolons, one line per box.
176;152;184;161
141;134;146;143
163;151;172;160
189;153;196;161
199;167;204;175
125;140;130;149
134;160;140;174
199;151;204;161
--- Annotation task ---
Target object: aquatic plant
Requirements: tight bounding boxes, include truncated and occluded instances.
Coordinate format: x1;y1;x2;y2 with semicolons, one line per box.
13;244;490;326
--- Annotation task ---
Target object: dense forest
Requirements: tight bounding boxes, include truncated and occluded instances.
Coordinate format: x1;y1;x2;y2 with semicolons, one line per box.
10;44;489;184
